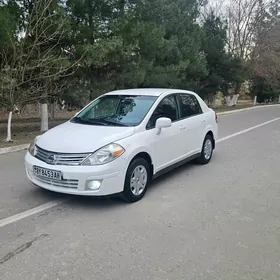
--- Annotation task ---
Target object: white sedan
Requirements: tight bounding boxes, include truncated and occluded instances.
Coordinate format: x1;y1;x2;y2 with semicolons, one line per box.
25;88;218;202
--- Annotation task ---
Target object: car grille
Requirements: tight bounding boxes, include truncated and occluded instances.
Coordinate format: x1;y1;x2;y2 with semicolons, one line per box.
35;145;90;166
34;176;79;189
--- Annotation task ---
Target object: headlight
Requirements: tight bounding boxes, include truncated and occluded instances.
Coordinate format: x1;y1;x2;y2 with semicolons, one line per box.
81;143;125;166
28;135;41;156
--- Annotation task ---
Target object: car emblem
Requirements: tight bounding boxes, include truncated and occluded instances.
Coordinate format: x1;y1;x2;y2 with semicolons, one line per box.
48;154;56;164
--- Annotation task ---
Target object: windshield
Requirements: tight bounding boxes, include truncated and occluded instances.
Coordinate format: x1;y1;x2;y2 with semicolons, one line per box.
71;95;157;127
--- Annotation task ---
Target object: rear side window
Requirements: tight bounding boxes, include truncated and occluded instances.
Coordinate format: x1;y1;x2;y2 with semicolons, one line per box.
178;93;202;118
147;94;179;129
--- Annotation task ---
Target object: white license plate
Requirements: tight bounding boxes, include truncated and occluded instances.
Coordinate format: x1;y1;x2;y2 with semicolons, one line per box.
33;166;62;180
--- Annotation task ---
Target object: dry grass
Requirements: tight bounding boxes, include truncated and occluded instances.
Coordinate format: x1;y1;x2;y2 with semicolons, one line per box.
0;118;69;148
0;108;77;148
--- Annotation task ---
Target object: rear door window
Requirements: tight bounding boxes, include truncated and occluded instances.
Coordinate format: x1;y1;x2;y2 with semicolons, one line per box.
178;93;202;118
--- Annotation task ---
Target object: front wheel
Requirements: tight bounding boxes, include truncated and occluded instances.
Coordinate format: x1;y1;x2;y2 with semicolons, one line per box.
196;134;214;165
121;158;150;203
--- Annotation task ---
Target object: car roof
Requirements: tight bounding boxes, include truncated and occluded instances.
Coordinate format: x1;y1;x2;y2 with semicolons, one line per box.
104;88;197;97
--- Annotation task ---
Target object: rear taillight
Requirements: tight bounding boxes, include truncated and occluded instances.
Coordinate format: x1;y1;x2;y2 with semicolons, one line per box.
215;112;218;123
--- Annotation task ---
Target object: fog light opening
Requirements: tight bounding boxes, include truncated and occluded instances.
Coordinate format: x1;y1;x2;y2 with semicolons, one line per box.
87;180;102;190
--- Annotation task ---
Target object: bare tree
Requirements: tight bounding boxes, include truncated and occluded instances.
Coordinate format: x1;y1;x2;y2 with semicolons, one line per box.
202;0;266;105
199;0;261;105
0;0;81;141
225;0;265;103
226;0;265;59
252;21;280;82
251;0;280;83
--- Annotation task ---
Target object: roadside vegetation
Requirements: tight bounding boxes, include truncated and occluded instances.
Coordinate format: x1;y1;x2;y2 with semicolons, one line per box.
0;0;279;146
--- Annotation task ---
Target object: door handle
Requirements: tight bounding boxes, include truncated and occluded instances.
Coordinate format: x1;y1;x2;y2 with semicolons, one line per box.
201;119;206;123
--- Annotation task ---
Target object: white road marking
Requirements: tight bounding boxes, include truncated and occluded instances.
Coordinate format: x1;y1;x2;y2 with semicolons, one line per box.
217;117;280;143
1;116;280;228
0;199;67;228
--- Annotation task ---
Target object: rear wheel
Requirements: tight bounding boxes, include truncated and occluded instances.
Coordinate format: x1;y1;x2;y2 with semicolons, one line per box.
196;134;214;165
121;158;150;203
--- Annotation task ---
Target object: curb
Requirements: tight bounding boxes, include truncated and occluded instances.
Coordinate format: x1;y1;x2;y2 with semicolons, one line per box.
216;104;280;115
0;104;279;155
0;144;29;155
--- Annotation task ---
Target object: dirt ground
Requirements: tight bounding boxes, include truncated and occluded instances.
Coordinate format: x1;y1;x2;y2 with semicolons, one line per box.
0;109;76;148
0;119;69;148
0;104;262;148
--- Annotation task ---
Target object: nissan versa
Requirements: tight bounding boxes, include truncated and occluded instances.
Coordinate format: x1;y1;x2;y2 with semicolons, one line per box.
25;88;218;202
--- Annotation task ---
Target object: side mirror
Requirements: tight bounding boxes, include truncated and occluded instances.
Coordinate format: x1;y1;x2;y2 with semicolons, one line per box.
155;117;172;135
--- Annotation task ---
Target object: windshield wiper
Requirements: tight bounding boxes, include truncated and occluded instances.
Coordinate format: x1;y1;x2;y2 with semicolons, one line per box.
72;117;108;126
101;118;129;127
72;116;128;127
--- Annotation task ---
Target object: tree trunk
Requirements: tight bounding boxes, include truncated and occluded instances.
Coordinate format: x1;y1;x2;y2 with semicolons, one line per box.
212;95;217;108
50;102;55;120
234;82;242;95
61;100;65;110
225;96;232;106
253;96;257;106
6;111;13;142
231;94;240;106
40;103;48;132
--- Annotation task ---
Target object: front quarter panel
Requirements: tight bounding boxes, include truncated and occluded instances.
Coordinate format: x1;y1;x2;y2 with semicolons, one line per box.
116;131;155;175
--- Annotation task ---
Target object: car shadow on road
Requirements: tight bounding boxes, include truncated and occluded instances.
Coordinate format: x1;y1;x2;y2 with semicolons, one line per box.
37;160;201;211
29;185;68;201
149;161;197;192
38;187;123;210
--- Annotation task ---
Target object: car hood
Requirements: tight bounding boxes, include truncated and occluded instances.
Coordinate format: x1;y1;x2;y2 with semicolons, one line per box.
36;121;135;153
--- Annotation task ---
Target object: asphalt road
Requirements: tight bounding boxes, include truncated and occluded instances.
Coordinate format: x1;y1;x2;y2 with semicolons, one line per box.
1;106;280;280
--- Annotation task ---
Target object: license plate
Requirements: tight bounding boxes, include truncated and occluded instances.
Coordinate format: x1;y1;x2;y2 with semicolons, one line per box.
33;166;62;180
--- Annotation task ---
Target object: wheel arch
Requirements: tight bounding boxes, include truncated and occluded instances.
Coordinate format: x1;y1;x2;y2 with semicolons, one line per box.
205;130;215;149
129;151;154;177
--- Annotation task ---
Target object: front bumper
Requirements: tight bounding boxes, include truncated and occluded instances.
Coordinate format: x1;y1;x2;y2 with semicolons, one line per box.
25;152;127;196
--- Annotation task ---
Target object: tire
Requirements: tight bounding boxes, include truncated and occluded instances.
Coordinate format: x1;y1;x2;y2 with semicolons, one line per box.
121;158;150;203
196;134;214;165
